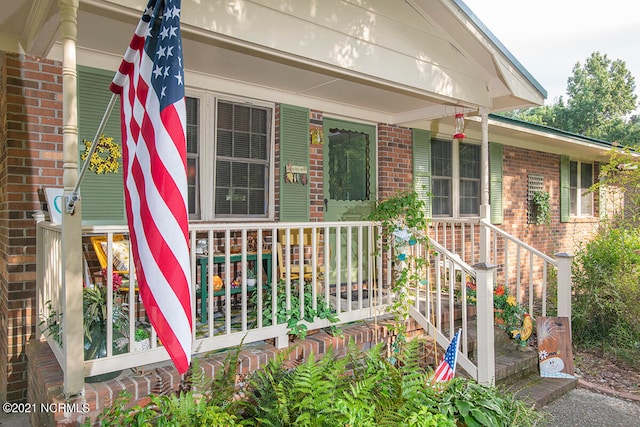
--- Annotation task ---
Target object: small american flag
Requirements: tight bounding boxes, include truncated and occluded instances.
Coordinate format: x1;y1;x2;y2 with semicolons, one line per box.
433;329;461;383
110;0;192;374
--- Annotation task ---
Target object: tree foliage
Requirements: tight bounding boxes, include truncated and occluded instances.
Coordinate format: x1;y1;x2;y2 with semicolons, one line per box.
501;51;640;146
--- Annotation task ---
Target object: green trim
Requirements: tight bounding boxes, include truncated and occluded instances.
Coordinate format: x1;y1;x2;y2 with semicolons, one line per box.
489;142;503;224
77;65;125;225
279;104;310;222
412;129;432;218
560;155;570;222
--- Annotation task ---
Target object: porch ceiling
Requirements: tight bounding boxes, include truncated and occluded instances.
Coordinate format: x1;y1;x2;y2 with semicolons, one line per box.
1;0;546;125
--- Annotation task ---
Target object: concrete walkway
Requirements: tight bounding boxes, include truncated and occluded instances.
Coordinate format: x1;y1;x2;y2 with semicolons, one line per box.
540;387;640;427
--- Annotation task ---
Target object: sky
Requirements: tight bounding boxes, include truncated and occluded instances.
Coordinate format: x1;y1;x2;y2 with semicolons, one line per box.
462;0;640;107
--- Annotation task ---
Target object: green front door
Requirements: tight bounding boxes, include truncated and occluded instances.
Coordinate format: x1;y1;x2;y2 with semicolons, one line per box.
323;118;376;284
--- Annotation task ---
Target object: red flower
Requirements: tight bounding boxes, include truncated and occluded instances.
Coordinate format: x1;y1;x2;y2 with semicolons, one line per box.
102;269;123;292
494;285;505;296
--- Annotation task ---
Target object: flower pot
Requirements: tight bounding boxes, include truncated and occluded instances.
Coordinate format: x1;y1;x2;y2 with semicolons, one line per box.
133;338;150;352
247;278;257;287
494;309;506;329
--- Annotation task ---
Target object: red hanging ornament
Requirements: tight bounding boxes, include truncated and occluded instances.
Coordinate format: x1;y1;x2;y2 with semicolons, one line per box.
453;113;466;140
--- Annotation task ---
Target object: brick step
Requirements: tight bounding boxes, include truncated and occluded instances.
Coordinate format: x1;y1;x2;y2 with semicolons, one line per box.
506;376;578;409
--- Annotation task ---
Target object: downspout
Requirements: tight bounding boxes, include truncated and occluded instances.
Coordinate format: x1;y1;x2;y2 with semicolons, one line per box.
59;0;84;397
479;108;490;262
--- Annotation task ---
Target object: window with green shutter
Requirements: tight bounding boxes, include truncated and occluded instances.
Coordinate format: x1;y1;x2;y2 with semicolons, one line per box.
77;66;125;225
279;104;310;222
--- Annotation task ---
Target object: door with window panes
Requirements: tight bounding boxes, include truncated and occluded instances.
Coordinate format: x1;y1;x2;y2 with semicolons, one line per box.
323;118;376;284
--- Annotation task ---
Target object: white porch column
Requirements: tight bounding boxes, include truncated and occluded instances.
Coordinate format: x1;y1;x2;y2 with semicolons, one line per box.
474;261;496;386
479;109;491;262
59;0;84;397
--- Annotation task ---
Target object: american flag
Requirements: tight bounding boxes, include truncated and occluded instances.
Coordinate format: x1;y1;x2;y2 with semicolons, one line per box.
432;329;461;383
110;0;192;374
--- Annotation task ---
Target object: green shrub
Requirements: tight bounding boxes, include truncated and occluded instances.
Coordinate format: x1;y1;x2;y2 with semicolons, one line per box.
86;339;543;426
572;227;640;349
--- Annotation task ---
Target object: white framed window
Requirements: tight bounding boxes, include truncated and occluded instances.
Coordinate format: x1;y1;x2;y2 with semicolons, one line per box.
570;160;594;216
185;92;275;221
431;138;481;217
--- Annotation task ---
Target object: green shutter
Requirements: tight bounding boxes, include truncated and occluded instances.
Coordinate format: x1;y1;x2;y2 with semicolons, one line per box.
412;129;431;218
598;169;607;220
279;104;310;221
77;66;125;225
560;155;570;222
489;142;504;224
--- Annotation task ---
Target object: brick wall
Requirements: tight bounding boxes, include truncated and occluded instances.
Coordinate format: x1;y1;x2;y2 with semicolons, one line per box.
377;123;413;199
500;144;599;255
0;52;63;402
309;110;324;221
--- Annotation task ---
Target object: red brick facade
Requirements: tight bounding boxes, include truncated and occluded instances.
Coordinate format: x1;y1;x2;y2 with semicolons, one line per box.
0;52;63;402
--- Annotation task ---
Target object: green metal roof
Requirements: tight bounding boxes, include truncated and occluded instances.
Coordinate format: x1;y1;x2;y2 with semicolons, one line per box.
488;113;617;149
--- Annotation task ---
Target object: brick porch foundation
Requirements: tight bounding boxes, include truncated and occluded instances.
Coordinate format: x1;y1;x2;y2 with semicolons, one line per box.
27;317;427;426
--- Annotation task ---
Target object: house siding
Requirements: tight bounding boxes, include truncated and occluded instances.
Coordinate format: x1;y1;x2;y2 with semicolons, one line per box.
0;52;63;402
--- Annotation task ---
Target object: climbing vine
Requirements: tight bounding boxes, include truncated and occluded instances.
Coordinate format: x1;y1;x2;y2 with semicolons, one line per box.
369;190;430;357
531;190;551;225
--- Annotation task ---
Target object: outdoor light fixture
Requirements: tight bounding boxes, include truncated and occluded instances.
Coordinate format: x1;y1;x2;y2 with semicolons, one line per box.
453;113;466;140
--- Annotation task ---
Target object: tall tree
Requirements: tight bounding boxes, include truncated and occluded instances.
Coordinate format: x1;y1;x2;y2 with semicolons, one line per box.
500;52;639;146
566;52;637;139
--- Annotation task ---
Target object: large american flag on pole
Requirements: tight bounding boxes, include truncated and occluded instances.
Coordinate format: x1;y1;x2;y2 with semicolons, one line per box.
110;0;192;374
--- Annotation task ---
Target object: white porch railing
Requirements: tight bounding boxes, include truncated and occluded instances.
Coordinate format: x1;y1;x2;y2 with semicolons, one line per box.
35;217;572;394
428;218;574;385
35;220;393;393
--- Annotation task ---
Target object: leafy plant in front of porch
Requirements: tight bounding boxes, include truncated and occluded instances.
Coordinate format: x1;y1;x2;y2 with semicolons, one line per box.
369;189;430;354
256;280;340;339
86;339;543;426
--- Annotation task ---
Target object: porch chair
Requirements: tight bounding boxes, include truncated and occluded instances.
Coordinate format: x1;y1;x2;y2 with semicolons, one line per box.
90;234;134;291
276;228;325;282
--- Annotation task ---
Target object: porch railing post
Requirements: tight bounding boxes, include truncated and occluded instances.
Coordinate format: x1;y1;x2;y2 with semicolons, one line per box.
473;262;496;386
555;252;573;324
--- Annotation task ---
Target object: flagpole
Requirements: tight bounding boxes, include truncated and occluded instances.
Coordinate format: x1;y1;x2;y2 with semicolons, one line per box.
65;92;118;214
